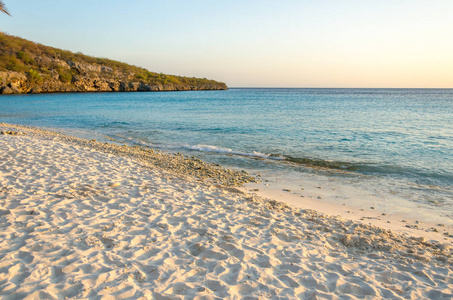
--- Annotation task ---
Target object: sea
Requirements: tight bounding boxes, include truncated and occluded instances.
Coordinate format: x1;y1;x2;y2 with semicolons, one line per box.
1;88;452;223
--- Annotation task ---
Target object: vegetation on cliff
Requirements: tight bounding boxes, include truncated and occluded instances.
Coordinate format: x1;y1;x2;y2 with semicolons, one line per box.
0;32;228;94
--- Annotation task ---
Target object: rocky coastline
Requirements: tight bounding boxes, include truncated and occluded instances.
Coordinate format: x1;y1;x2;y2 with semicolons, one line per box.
0;33;228;94
0;67;227;95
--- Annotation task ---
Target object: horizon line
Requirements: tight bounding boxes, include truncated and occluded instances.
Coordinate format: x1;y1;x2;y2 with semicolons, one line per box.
229;87;453;89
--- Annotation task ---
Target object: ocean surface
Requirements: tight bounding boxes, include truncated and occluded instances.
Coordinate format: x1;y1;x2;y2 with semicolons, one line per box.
1;88;452;220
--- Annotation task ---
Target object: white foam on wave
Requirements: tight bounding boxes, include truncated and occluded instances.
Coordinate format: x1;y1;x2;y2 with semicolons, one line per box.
181;144;285;160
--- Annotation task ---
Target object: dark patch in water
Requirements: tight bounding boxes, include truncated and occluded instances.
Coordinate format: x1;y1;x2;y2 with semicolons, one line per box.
285;156;353;170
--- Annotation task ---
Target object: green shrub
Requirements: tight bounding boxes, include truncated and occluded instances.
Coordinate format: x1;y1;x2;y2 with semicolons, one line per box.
28;69;42;84
136;73;147;81
17;51;34;65
58;69;72;83
16;51;25;59
5;55;26;72
168;76;181;84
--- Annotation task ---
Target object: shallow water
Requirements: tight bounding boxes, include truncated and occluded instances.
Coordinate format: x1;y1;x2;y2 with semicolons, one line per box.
1;88;452;219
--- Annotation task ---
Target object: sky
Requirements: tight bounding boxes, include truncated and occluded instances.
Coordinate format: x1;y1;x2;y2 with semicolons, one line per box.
1;0;452;88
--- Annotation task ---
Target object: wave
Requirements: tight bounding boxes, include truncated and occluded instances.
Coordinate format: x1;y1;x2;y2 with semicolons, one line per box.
180;144;453;189
181;144;362;170
98;134;453;191
181;144;285;160
180;144;357;171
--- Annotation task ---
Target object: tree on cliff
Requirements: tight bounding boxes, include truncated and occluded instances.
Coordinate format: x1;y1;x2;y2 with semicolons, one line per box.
0;1;10;16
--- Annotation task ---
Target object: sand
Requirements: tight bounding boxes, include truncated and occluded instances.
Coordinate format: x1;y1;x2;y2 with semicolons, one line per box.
0;124;452;299
241;173;453;245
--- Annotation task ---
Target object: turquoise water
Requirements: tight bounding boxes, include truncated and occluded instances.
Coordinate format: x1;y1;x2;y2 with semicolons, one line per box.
1;88;452;213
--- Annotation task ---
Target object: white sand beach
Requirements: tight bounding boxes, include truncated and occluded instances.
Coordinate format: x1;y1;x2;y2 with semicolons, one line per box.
241;174;453;245
1;124;452;299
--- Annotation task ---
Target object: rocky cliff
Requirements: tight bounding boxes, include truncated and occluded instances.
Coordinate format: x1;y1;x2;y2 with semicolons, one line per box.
0;33;228;94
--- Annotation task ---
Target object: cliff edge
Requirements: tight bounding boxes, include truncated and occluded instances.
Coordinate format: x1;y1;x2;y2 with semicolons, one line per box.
0;33;228;94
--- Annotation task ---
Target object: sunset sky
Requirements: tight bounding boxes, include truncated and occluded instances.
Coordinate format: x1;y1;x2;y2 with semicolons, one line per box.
1;0;452;88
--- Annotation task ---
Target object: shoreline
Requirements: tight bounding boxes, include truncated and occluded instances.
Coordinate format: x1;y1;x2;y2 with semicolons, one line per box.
1;123;452;298
238;167;453;245
240;178;453;245
2;122;452;243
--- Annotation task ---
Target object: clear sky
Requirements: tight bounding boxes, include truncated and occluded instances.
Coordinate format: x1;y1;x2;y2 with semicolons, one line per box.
1;0;452;88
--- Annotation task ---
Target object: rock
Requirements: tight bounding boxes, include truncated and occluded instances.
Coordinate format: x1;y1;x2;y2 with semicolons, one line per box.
34;56;52;66
0;86;14;94
29;87;42;94
0;131;27;135
93;79;109;90
119;82;127;91
138;83;151;91
128;82;140;91
108;81;120;91
101;66;113;73
50;69;60;80
0;71;27;83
